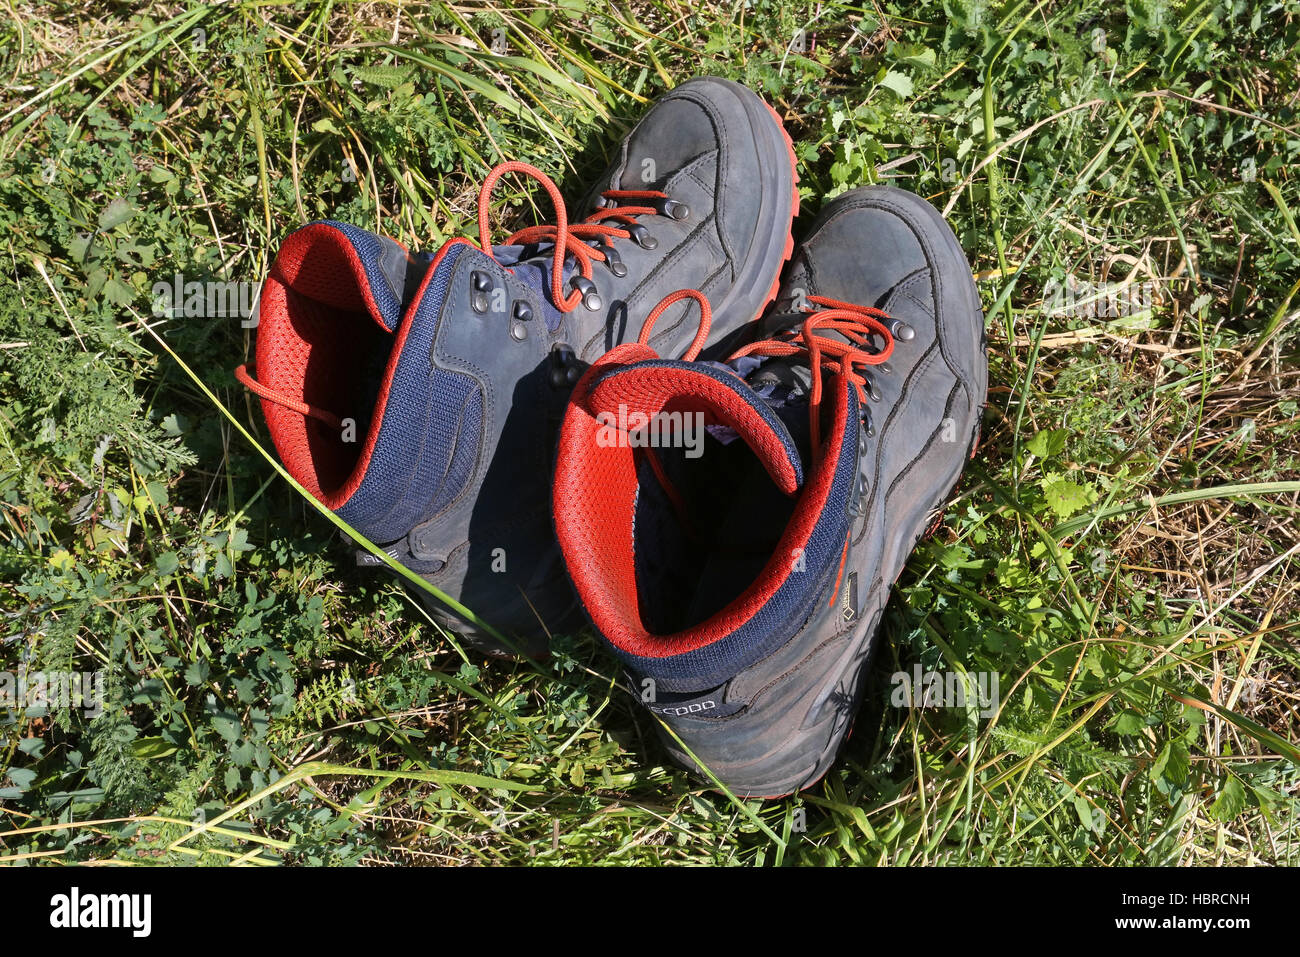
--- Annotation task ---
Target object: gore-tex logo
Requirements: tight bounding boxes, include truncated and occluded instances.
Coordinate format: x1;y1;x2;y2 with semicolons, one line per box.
840;571;858;622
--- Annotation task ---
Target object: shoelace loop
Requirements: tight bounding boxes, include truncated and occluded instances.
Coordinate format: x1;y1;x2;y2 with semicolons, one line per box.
635;288;712;360
476;161;668;314
622;288;713;531
729;294;897;453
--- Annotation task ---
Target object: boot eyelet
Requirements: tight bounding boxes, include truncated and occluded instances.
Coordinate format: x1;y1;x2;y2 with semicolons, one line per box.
570;275;602;312
513;300;534;324
510;320;528;341
658;198;690;220
549;345;580;389
627;224;658;250
600;244;628;278
470;270;492;313
888;318;915;342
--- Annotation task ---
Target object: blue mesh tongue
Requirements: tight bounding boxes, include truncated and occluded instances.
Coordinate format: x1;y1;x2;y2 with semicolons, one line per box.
333;243;484;544
491;243;572;332
587;358;806;493
700;356;814;470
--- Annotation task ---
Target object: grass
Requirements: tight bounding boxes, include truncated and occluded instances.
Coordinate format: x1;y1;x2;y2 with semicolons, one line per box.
0;0;1297;866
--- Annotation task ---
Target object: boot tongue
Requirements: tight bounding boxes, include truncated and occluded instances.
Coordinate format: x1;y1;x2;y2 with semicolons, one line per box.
584;357;806;494
488;244;570;332
729;351;814;401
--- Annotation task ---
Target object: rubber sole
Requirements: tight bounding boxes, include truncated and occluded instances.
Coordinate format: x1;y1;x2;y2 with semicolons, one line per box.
757;98;800;314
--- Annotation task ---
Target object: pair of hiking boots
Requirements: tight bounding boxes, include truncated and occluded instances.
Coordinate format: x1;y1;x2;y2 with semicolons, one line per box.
237;77;987;797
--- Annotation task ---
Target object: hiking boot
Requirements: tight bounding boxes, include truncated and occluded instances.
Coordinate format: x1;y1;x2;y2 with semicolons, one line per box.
237;76;798;657
551;186;986;795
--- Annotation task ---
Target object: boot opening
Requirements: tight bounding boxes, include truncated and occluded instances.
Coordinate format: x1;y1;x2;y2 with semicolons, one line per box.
555;357;849;660
255;224;396;504
632;431;802;633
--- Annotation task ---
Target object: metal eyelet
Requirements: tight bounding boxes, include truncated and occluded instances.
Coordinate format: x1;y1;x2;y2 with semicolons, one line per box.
599;243;628;278
627;224;658;250
658;198;690;220
888;318;915;342
848;470;868;517
509;300;534;341
864;373;882;402
570;275;602;311
549;345;579;389
470;270;492;314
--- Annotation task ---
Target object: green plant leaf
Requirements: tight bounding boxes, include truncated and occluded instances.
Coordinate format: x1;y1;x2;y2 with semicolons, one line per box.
880;70;913;99
1209;773;1248;822
131;737;179;760
1025;428;1068;460
1041;473;1096;519
1113;711;1144;735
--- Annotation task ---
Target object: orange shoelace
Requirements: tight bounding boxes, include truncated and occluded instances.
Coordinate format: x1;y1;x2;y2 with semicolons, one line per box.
728;295;896;454
634;288;712;359
622;290;713;534
234;363;342;428
477;160;668;313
